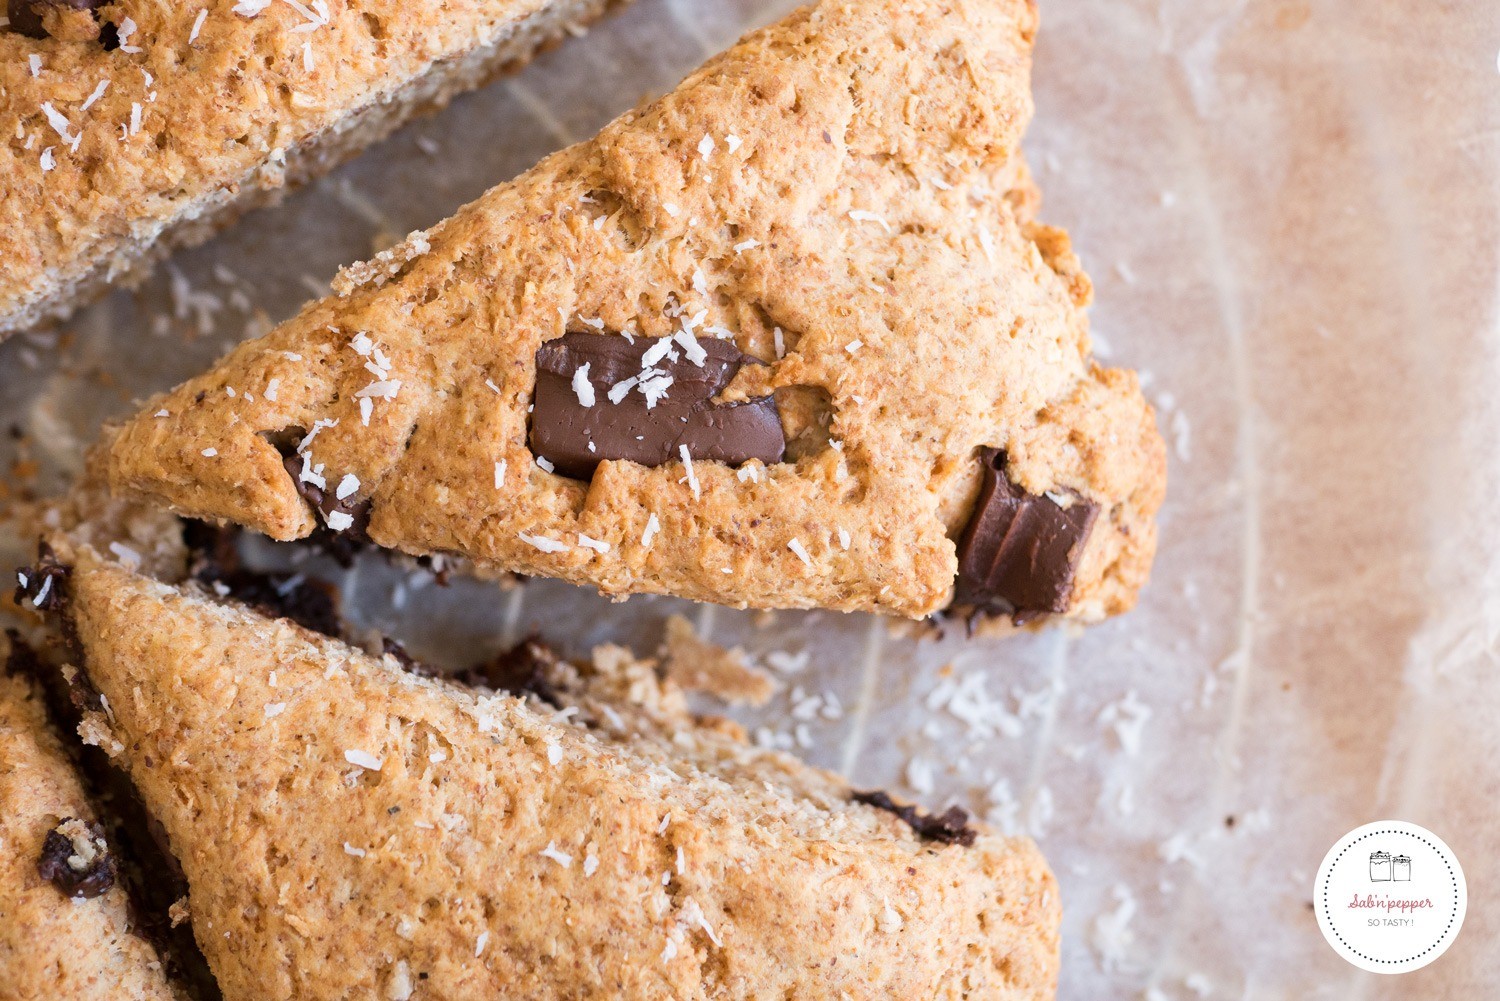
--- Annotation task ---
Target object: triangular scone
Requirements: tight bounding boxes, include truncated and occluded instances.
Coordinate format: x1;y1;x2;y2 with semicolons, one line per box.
106;0;1165;624
0;642;184;1001
0;0;620;336
58;550;1060;1000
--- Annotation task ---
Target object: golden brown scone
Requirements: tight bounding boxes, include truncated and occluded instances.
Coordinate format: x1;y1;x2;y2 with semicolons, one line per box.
55;548;1060;1000
0;0;621;337
106;0;1164;625
0;640;183;1001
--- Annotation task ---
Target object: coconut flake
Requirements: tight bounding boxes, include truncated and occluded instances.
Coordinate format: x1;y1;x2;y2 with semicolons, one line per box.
848;209;891;232
189;9;209;41
344;749;383;771
494;460;507;489
325;510;354;532
787;538;812;567
571;362;595;407
641;513;660;548
115;17;141;52
518;532;568;554
539;842;573;868
39;103;76;144
697;135;715;160
678;445;700;500
107;542;142;569
578;533;610;554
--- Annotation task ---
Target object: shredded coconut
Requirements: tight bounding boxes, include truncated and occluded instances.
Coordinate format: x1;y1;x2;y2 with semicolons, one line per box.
571;362;596;406
679;445;700;499
539;842;573;868
343;749;383;771
848;209;891;232
518;532;568;554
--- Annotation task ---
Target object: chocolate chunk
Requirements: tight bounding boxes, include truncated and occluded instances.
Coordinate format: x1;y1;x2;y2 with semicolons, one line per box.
456;636;563;708
37;818;116;899
953;448;1099;624
530;332;785;480
3;628;42;680
7;0;102;39
14;544;70;614
277;453;372;566
183;521;343;639
852;790;978;847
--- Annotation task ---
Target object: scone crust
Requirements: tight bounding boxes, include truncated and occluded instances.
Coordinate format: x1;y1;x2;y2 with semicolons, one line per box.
62;551;1061;1000
0;655;182;1001
0;0;617;335
106;0;1165;622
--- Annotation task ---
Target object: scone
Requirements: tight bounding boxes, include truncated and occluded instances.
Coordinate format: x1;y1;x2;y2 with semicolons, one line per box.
0;634;184;1001
0;0;621;337
21;544;1061;999
104;0;1165;627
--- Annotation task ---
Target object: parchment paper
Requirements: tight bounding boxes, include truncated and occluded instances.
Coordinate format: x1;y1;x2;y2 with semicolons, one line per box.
2;1;1496;996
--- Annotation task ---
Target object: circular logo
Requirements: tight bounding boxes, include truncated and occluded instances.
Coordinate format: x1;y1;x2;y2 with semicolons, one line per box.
1314;820;1466;974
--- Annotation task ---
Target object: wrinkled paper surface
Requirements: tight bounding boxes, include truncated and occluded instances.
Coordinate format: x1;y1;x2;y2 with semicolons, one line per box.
2;1;1495;996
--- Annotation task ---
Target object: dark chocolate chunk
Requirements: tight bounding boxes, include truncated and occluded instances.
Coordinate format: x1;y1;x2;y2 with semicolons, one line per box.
14;544;70;614
953;448;1099;624
280;453;372;565
530;332;785;480
455;636;563;708
183;521;343;639
3;628;43;680
37;818;116;899
7;0;102;39
852;790;978;847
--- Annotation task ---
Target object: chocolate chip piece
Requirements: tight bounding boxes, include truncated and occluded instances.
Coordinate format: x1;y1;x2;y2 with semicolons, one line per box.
278;453;372;567
530;332;785;480
852;790;978;847
282;454;372;538
7;0;102;39
14;544;70;614
37;818;116;899
953;448;1099;624
456;637;563;708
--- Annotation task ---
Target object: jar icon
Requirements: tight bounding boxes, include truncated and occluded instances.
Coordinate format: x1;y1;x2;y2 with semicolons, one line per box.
1370;850;1392;881
1393;855;1411;881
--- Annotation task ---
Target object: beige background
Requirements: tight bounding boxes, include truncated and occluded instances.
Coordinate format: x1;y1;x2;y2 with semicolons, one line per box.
1;0;1495;996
